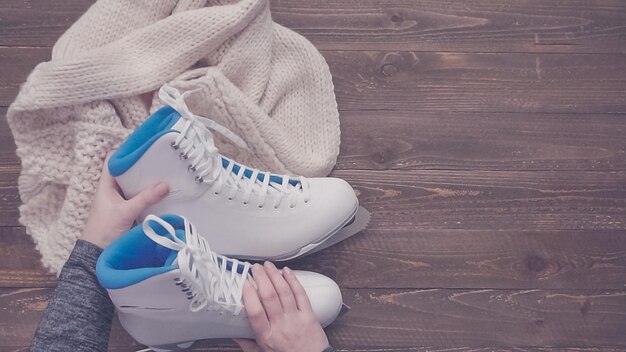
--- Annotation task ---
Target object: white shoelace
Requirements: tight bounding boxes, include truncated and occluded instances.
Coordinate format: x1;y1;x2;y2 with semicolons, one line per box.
142;215;250;315
159;85;311;209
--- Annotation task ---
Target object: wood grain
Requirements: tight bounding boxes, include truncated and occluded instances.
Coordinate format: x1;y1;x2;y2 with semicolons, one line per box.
0;166;21;227
325;51;626;114
4;225;626;290
0;227;55;288
292;228;626;289
0;47;50;107
0;169;624;230
2;0;626;54
331;170;626;231
3;48;625;114
331;288;626;348
338;111;626;171
4;108;626;172
272;0;626;54
2;288;625;349
0;109;18;166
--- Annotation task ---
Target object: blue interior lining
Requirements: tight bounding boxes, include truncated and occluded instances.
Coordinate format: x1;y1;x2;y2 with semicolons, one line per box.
108;106;180;177
96;214;249;289
96;214;186;289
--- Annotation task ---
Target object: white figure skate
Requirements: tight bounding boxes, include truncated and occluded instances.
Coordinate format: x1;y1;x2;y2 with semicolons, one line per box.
96;214;344;351
108;86;360;261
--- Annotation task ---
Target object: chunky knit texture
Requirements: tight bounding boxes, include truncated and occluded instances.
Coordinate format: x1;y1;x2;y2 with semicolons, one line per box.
8;0;340;274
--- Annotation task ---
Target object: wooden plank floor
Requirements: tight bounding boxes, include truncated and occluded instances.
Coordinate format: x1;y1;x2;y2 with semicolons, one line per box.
1;0;625;351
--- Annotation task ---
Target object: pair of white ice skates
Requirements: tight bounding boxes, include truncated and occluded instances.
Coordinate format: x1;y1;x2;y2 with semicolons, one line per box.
96;86;368;350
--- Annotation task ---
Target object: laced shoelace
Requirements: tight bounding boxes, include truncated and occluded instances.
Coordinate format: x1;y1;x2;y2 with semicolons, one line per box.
158;85;311;209
142;215;251;315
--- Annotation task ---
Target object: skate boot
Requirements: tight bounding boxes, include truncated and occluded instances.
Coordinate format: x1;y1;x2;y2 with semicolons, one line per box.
108;85;360;261
96;214;344;351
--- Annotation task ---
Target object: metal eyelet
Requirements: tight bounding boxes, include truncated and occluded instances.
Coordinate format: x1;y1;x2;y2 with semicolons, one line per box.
258;205;264;209
194;176;204;183
188;165;196;172
179;152;188;160
170;142;179;150
242;201;249;207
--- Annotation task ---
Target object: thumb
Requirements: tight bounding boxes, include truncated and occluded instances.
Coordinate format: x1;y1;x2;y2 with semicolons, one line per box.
233;339;262;352
124;183;169;218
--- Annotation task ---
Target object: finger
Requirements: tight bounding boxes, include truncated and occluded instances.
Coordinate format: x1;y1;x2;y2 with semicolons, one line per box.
123;182;169;218
251;263;284;320
233;338;263;352
264;261;298;312
241;279;269;336
283;267;314;313
98;151;121;193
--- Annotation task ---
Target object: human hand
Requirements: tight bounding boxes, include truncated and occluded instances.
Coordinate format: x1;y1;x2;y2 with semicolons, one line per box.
82;153;170;248
234;262;330;352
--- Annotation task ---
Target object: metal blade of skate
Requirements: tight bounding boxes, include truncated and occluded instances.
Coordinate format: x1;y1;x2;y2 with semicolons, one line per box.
305;206;370;256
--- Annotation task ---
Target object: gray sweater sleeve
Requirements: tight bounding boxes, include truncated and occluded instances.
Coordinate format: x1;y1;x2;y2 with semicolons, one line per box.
31;240;114;352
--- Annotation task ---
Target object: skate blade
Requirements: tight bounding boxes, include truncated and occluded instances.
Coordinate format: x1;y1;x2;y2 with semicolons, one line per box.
339;303;352;317
304;206;370;257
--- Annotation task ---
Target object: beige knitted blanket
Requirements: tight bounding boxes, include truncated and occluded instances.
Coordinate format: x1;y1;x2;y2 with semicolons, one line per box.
8;0;340;274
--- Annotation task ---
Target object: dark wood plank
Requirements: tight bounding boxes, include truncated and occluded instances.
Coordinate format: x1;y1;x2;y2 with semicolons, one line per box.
0;47;50;107
3;108;626;172
2;288;625;349
338;111;626;171
331;169;626;231
272;0;626;54
3;48;626;114
0;169;624;230
0;227;55;288
0;0;89;47
329;289;626;348
0;166;21;227
4;225;626;290
0;109;18;167
4;108;626;172
325;51;626;114
2;0;626;54
293;228;626;289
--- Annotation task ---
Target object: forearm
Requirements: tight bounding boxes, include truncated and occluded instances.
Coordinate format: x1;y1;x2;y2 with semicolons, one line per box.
31;240;114;352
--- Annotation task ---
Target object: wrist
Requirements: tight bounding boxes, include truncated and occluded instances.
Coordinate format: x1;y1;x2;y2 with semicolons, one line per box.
81;231;109;249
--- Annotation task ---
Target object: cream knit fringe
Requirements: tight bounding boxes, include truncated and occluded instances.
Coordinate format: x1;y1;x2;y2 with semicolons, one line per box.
8;0;340;274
